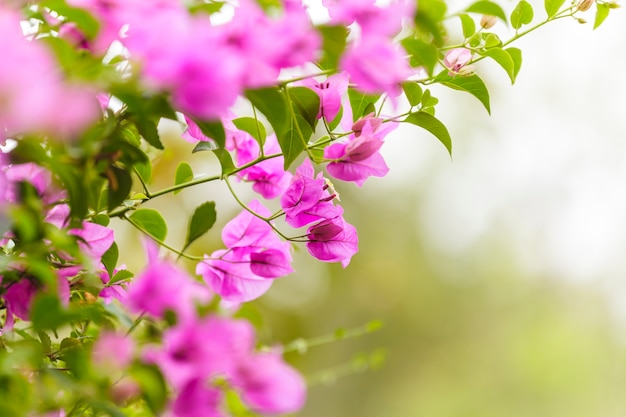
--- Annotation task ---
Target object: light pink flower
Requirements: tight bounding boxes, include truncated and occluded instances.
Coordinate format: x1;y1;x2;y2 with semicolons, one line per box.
302;72;350;123
444;48;473;73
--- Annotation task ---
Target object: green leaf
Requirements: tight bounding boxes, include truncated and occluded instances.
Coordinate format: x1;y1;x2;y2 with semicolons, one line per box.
465;0;508;21
402;82;424;107
505;47;523;81
438;73;491;114
510;0;534;29
483;32;502;48
414;0;448;46
594;3;610;29
483;47;516;84
184;201;217;250
107;166;133;212
134;160;152;184
129;364;168;414
129;209;168;242
246;87;289;135
101;242;119;278
278;113;314;170
288;86;321;129
31;294;65;331
192;141;218;153
41;0;101;39
110;269;134;285
459;14;476;38
91;214;110;227
189;1;225;14
232;117;267;147
174;162;193;195
545;0;566;17
317;25;349;70
401;38;439;75
404;112;452;155
132;114;163;150
348;89;380;122
190;118;226;148
212;148;237;177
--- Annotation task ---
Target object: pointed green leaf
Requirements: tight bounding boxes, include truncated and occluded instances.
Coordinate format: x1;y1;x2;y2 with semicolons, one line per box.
404;112;452;155
545;0;566;17
278;114;313;169
174;162;193;195
438;73;491;114
510;0;534;29
348;89;380;122
135;160;152;184
101;242;119;278
594;3;610;29
246;87;289;135
190;118;226;148
212;148;237;177
288;86;321;129
185;201;217;249
129;209;168;242
483;47;516;84
110;269;134;285
459;14;476;38
192;141;218;153
402;82;424;107
107;166;132;212
505;47;523;81
133;115;163;150
233;117;267;147
465;0;507;21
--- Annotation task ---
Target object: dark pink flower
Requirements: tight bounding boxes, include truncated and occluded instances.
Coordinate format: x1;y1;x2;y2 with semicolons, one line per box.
323;0;414;38
306;207;358;267
197;200;293;302
171;379;225;417
302;72;350;122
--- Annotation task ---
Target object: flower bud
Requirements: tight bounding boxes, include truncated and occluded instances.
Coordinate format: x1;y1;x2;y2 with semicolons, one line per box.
576;17;588;23
577;0;594;11
608;2;621;8
480;15;497;29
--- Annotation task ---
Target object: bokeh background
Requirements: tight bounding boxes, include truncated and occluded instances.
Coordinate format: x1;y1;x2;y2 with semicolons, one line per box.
114;3;626;416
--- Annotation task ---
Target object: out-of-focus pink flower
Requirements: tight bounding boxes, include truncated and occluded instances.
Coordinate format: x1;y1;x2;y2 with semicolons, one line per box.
302;72;350;123
323;0;414;38
306;206;358;267
444;48;473;74
127;240;212;320
341;37;412;97
0;7;98;139
171;379;225;417
4;163;66;205
197;200;293;303
235;352;307;415
92;331;135;370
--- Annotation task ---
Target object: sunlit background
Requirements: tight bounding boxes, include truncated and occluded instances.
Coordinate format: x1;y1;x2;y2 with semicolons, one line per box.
112;2;626;416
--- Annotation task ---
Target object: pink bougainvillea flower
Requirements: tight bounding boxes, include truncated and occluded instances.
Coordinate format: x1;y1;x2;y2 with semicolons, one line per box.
306;206;358;267
341;36;412;98
170;379;225;417
0;7;98;139
197;200;293;302
98;267;129;304
280;159;339;228
323;0;414;38
444;48;473;74
127;240;211;320
325;114;397;186
302;72;350;123
235;352;307;415
4;163;67;205
92;331;135;370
